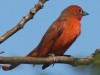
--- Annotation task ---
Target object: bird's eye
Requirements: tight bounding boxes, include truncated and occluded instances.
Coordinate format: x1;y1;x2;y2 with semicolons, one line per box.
78;9;83;14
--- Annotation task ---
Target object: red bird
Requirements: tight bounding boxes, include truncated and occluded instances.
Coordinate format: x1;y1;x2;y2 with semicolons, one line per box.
2;5;88;70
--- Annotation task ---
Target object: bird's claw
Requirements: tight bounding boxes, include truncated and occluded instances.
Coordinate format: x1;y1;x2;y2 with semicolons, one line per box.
0;65;1;69
48;53;56;67
33;64;35;67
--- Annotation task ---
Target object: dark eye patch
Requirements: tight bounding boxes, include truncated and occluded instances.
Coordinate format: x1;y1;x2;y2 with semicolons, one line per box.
78;9;83;14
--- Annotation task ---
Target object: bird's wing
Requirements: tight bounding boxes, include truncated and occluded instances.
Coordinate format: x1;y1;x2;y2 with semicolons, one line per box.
37;19;64;57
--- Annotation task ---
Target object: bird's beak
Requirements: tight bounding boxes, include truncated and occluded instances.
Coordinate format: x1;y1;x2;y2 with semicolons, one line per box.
82;11;89;16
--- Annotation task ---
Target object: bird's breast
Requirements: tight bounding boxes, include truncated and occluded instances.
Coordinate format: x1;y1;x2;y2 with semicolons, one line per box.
54;18;81;49
64;18;81;39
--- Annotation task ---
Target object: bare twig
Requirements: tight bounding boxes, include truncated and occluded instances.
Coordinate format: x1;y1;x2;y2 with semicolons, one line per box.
0;0;48;43
0;49;100;71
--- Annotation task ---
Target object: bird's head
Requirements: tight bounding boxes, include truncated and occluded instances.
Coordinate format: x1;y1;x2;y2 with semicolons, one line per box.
61;5;89;21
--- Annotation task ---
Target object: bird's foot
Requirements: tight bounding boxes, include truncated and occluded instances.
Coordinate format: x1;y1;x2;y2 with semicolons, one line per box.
48;53;56;67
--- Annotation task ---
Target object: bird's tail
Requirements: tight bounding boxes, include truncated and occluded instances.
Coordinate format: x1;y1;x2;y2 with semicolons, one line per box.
2;48;38;71
42;64;51;70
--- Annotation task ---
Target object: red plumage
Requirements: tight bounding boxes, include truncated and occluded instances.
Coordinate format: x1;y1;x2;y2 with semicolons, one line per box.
2;5;88;70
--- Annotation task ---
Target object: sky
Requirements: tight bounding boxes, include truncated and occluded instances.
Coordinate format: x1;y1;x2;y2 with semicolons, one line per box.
0;0;100;75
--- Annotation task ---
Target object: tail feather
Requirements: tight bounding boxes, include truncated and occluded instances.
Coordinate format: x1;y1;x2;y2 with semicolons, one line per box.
2;48;38;71
42;64;51;70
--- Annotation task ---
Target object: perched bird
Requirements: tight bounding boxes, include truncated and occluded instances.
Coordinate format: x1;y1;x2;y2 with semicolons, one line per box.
2;5;88;70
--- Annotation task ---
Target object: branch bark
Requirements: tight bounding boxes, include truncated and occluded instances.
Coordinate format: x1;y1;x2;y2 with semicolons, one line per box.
0;0;48;43
0;49;100;70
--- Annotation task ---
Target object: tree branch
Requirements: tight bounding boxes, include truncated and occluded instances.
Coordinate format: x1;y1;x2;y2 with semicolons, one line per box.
0;49;100;70
0;0;48;43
